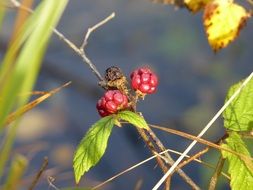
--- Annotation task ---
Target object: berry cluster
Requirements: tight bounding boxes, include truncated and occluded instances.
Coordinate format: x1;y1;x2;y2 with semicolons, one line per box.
96;66;158;117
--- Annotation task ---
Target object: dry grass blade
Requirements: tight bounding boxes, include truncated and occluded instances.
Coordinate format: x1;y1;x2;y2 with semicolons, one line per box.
149;124;253;162
28;157;48;190
92;147;229;190
4;81;71;127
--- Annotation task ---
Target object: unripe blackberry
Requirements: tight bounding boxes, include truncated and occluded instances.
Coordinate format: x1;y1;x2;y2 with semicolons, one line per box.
105;66;124;82
130;67;158;94
96;90;128;117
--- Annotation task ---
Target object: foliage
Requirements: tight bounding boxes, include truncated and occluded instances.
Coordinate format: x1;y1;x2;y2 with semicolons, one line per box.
203;0;249;51
73;110;149;183
153;0;251;51
117;110;149;129
221;132;253;190
223;78;253;132
73;116;115;183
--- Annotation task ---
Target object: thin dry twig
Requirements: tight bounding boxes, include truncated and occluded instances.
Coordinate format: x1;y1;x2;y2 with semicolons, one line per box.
28;157;48;190
156;148;230;180
177;147;209;172
145;128;199;189
92;146;229;190
136;127;172;190
47;176;60;190
52;12;115;83
8;0;112;83
208;155;225;190
149;124;253;162
80;12;115;50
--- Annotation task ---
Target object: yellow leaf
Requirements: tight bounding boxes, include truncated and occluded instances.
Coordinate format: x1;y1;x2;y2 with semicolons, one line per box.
184;0;212;12
203;0;250;51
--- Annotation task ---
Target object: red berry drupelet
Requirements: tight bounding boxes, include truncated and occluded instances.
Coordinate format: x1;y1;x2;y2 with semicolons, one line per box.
96;90;128;117
130;67;158;94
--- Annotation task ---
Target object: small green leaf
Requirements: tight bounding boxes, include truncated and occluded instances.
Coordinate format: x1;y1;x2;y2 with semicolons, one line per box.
73;116;115;183
117;110;148;129
221;132;253;190
223;78;253;131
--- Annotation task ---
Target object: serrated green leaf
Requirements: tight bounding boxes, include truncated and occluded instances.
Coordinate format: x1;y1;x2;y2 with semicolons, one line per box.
73;116;115;183
117;110;148;129
223;78;253;131
221;132;253;190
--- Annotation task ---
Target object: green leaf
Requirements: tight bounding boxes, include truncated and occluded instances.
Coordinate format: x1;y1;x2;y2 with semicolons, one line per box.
117;110;149;129
221;132;253;190
73;116;115;183
223;78;253;131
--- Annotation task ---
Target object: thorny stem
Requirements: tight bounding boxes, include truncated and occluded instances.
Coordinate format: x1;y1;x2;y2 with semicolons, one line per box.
9;1;198;189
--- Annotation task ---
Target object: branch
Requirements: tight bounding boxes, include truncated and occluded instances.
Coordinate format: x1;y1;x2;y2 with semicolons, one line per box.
8;0;113;84
208;155;225;190
146;128;200;190
28;157;48;190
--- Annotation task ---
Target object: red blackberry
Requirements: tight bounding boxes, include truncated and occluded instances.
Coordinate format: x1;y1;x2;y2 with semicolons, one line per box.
130;67;158;94
96;90;128;117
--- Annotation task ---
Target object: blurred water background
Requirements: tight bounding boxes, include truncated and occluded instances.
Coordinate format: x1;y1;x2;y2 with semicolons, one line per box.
1;0;253;189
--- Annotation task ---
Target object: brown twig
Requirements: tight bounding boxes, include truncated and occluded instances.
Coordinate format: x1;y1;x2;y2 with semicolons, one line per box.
8;0;110;84
208;155;225;190
146;127;200;190
149;124;253;162
136;127;171;190
28;157;48;190
177;147;209;172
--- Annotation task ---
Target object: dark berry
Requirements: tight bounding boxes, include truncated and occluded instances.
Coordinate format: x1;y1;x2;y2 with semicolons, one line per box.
96;90;128;117
105;66;124;82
